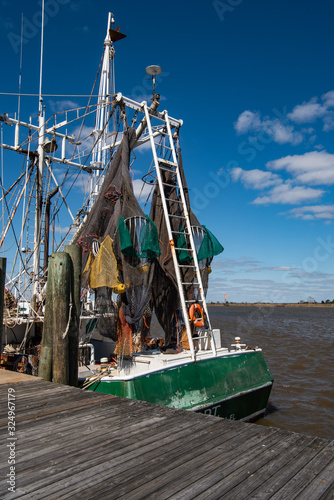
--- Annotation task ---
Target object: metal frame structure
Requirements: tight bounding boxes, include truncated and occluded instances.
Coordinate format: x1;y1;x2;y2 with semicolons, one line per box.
0;11;217;361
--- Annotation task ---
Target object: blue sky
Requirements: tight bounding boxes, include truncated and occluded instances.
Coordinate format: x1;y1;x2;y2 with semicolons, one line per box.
1;0;334;303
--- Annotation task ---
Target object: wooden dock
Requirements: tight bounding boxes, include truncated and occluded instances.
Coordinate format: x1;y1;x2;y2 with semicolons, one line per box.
0;372;333;499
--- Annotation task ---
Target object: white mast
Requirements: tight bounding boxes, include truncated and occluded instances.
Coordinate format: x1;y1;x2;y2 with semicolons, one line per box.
32;0;46;308
90;12;116;203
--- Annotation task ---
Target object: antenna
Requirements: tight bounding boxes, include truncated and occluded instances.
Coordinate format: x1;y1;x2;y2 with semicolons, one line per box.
38;0;45;114
17;13;24;124
145;65;162;100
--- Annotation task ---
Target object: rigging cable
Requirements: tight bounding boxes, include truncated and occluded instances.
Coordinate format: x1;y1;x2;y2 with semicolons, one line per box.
70;53;104;163
16;132;32;292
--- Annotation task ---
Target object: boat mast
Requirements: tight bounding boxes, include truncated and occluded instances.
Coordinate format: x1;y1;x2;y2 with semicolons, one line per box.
32;0;45;309
90;12;116;204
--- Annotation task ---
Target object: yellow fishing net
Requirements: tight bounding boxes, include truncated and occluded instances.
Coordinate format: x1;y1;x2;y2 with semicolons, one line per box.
83;235;125;293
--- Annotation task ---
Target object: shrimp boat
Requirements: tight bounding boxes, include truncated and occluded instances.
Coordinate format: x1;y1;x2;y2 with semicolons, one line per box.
0;13;273;420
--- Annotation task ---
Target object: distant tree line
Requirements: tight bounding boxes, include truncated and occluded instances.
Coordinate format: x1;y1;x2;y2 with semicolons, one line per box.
299;297;334;304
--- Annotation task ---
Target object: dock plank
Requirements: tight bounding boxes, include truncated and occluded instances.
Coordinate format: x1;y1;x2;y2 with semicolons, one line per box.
112;427;282;500
269;440;334;500
10;413;212;491
165;431;304;500
215;435;326;500
19;415;234;499
74;419;266;499
0;373;333;500
293;452;334;499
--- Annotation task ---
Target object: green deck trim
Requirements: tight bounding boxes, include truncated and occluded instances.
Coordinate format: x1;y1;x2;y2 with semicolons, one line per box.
87;351;273;420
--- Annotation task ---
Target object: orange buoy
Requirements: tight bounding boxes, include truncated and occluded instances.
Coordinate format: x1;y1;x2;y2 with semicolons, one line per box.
189;303;204;328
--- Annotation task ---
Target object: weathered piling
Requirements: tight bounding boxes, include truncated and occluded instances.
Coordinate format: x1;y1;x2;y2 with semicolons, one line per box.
39;251;71;384
65;244;82;387
39;246;82;386
38;256;54;381
51;252;71;385
0;257;6;352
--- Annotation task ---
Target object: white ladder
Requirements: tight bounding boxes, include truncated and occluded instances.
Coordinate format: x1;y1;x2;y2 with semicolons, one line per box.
143;103;216;359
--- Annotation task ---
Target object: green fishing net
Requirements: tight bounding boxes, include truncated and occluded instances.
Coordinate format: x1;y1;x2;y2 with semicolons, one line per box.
118;215;161;258
197;225;224;261
176;225;224;263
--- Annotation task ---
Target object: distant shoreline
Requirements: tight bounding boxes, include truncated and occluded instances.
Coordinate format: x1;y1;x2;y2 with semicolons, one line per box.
208;303;334;307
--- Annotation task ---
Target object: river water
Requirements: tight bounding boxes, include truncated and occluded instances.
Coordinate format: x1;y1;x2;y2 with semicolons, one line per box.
208;305;334;441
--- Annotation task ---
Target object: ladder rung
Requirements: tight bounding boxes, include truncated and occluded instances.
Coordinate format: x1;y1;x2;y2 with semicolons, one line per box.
169;214;186;219
154;142;172;150
185;299;203;303
175;247;193;252
157;157;177;167
172;230;190;235
182;282;199;285
159;165;175;173
165;198;182;203
148;113;165;123
179;264;196;268
162;182;179;188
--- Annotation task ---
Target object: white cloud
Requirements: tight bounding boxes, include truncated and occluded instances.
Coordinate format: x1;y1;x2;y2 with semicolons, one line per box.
234;111;262;134
287;97;327;124
234;110;303;145
269;121;303;145
48;100;79;113
231;167;281;189
287;91;334;131
322;114;334;132
283;204;334;221
267;151;334;186
252;183;324;205
235;90;334;151
322;90;334;107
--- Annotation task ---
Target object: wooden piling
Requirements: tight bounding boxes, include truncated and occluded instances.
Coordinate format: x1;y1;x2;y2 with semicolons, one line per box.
65;244;82;387
38;257;54;381
0;258;6;352
51;252;71;385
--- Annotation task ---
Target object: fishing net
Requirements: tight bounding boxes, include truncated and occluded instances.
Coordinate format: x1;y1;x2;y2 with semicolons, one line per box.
94;287;118;340
117;215;160;258
77;127;158;354
83;235;124;292
197;225;224;263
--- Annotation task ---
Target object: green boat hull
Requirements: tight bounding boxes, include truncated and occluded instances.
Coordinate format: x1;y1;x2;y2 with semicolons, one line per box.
87;350;273;421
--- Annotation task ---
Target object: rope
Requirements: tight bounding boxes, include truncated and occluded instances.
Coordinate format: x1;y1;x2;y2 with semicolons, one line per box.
62;291;73;339
82;369;110;390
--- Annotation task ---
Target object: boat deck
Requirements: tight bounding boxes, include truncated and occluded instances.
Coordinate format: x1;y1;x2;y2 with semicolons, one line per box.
0;372;333;499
